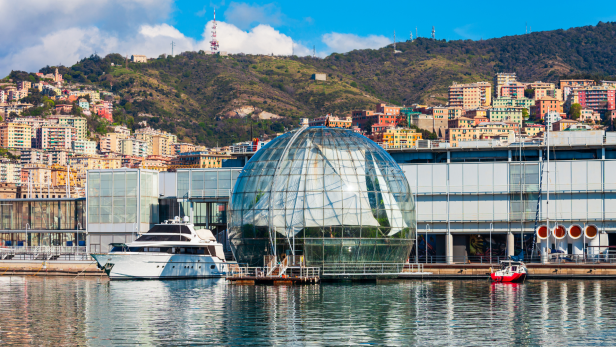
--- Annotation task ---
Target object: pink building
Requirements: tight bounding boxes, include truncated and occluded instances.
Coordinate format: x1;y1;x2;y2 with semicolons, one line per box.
577;88;616;113
499;83;525;99
36;125;76;149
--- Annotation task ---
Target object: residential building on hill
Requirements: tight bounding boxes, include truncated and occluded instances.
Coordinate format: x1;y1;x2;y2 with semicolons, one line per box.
488;107;523;125
493;97;534;109
446;122;515;147
131;55;148;63
448;82;492;109
0;122;31;149
499;82;525;99
170;152;236;169
531;97;562;119
576;87;616;114
51;115;87;141
494;73;517;97
579;109;601;123
0;160;23;184
370;127;422;148
309;114;352;128
36;125;75;149
72;140;97;155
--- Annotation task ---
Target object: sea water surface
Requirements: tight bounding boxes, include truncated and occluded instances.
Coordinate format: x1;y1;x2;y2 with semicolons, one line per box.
0;277;615;346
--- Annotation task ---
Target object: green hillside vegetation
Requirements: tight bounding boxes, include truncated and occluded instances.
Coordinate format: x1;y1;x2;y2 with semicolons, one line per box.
6;21;616;146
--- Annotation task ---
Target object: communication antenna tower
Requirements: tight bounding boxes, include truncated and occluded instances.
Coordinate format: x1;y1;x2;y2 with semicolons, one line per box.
410;31;413;42
171;41;176;57
526;22;528;34
432;26;435;40
416;27;418;39
393;30;396;52
210;9;220;53
313;45;316;58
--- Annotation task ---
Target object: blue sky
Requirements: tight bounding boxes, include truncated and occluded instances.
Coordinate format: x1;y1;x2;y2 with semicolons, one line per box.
169;1;616;50
0;0;614;77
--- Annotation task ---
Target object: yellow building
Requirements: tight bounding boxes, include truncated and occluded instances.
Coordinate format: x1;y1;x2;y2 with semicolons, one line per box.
375;128;423;148
152;135;170;156
170;152;236;169
447;122;515;147
0;122;32;149
50;165;79;187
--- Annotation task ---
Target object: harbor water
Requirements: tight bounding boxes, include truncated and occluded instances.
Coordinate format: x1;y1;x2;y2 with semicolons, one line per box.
1;277;615;346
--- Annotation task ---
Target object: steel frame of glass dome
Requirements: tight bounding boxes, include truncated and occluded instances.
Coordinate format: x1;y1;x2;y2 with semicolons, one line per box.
229;126;416;266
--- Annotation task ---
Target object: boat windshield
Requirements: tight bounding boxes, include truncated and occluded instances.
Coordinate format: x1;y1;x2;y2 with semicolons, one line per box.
135;234;192;242
147;225;192;234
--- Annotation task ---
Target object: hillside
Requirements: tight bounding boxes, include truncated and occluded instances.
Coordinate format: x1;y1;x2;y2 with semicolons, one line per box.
9;21;616;146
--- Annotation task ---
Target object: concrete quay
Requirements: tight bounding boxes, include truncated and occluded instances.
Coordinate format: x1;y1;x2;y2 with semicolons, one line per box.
0;260;104;277
418;263;616;279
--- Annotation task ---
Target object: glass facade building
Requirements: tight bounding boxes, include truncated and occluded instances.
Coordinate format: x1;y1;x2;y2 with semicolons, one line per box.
0;199;85;246
229;127;416;266
87;169;159;252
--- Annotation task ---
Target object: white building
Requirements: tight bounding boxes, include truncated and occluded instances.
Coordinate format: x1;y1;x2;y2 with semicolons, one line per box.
73;140;97;155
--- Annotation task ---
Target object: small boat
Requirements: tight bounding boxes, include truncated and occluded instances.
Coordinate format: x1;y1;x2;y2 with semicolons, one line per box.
91;217;231;280
490;260;527;283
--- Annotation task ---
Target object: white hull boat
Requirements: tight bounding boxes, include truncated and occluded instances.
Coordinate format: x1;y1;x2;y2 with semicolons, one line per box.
91;217;231;280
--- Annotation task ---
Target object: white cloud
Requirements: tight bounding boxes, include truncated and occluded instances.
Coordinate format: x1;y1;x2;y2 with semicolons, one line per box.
322;33;391;53
0;19;316;77
211;22;310;55
223;2;283;30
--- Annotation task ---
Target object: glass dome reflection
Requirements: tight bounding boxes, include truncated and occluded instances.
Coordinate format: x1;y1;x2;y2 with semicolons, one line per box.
229;127;416;266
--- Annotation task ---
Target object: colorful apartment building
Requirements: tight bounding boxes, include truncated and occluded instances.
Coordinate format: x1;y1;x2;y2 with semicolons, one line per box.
120;138;149;157
309;114;353;128
499;82;525;99
579;109;601;123
446;122;515;147
488;107;523;125
494;73;517;97
36;125;76;150
0;123;32;149
560;79;596;89
448;82;492;109
447;117;474;129
78;99;89;110
72;140;97;155
172;143;196;155
531;97;562;119
577;87;616;114
0;160;23;184
170;152;236;169
523;124;545;137
351;110;401;129
370;127;422;148
51;116;87;140
375;103;401;115
492;97;534;109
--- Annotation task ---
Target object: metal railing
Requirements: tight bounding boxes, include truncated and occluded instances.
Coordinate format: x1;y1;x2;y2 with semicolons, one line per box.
227;266;320;278
410;253;616;264
189;189;231;198
322;263;425;276
0;246;88;261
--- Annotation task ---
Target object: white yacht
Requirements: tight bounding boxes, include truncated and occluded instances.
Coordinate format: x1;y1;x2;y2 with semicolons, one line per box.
91;217;231;280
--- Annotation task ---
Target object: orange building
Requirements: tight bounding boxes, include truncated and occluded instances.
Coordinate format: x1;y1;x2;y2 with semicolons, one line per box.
531;97;562;120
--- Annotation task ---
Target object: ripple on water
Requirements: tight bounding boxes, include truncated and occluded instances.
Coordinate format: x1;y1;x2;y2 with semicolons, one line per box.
1;278;616;346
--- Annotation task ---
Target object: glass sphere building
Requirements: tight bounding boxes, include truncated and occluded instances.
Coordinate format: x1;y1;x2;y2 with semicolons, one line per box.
229;127;416;266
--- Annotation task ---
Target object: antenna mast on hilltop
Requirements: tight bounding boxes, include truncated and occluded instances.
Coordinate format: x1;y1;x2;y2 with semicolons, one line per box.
410;31;413;42
432;26;435;40
171;41;176;57
393;30;396;52
210;9;220;53
313;45;316;58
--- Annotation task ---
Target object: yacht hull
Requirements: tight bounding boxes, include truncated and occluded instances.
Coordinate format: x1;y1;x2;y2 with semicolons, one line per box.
91;253;228;280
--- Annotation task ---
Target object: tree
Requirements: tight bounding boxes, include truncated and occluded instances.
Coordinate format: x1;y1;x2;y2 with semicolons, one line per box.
569;103;582;119
522;108;529;119
524;88;535;99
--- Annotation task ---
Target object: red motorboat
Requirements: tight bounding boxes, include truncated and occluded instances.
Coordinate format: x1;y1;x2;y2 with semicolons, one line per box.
490;260;527;283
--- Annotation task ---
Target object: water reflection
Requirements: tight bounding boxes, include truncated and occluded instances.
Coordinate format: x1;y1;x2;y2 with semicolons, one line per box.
1;278;616;345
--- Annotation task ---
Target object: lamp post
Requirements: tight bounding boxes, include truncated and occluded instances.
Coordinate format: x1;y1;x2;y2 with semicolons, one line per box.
425;224;431;263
